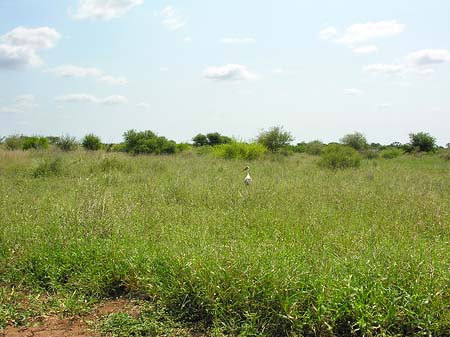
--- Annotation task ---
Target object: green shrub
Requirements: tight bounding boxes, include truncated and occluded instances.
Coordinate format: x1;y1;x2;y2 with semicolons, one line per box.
213;142;267;160
4;135;23;150
56;135;78;151
110;143;127;152
340;132;368;151
381;147;403;159
409;132;436;152
123;130;177;155
176;143;192;152
33;158;64;178
256;126;294;152
361;149;380;160
318;144;361;169
82;134;102;151
438;149;450;161
192;132;232;147
305;141;324;156
22;137;49;150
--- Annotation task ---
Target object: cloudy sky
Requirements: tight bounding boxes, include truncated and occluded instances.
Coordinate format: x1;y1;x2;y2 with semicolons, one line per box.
1;0;449;144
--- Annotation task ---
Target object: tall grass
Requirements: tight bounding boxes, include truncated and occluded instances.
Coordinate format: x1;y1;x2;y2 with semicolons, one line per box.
0;150;449;336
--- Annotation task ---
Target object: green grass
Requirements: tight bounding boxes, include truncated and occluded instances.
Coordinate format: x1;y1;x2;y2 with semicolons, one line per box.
0;150;449;336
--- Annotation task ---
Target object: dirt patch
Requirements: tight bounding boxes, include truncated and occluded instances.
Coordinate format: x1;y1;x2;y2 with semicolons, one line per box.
1;299;133;337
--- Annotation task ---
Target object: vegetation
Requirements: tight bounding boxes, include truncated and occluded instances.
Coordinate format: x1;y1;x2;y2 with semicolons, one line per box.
82;133;102;151
212;142;267;160
340;132;368;151
4;135;23;150
21;136;49;150
192;132;232;147
56;135;78;151
381;147;404;159
409;132;437;152
123;129;177;155
318;144;362;169
256;126;294;152
0;149;448;336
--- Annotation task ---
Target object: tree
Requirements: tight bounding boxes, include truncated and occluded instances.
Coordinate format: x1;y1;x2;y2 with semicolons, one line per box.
82;133;102;151
123;129;177;155
340;132;368;151
256;126;294;152
192;133;208;147
409;132;436;152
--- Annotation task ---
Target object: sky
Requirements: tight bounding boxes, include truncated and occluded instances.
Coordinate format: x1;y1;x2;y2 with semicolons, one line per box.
1;0;449;145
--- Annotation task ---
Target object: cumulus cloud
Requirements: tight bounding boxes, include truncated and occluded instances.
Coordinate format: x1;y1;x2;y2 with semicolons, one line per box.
55;94;128;105
136;102;150;109
319;20;404;54
318;26;337;41
203;64;256;82
336;20;405;46
0;26;60;69
159;5;185;31
343;88;365;96
47;65;128;85
220;37;256;45
405;49;450;66
74;0;143;20
0;94;38;113
364;63;406;75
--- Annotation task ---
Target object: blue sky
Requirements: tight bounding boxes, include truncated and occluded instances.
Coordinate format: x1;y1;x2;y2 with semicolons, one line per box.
1;0;449;145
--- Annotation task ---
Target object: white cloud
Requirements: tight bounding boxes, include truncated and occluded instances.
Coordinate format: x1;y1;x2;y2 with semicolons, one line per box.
159;5;185;31
1;26;60;50
47;65;127;85
352;45;378;54
364;63;406;75
74;0;143;20
343;88;365;96
220;37;256;45
203;64;256;82
272;68;285;74
0;26;60;69
406;49;450;66
136;102;150;109
0;94;38;113
318;26;337;41
336;20;405;46
55;93;128;105
183;36;192;43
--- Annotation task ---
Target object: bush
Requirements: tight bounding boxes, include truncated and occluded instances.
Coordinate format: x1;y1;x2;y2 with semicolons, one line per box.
318;144;361;169
409;132;436;152
305;141;325;156
82;134;102;151
4;135;23;150
438;149;450;161
380;148;403;159
192;132;232;147
256;126;294;152
123;130;177;155
22;136;49;150
56;135;78;151
213;142;267;160
33;158;64;178
361;149;379;160
176;143;192;152
340;132;368;151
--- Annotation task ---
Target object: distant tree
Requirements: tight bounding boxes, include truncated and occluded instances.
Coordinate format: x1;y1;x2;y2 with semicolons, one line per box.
340;132;368;151
192;134;208;147
22;136;49;150
305;140;324;156
82;133;102;151
256;126;294;152
409;132;436;152
4;135;24;150
46;136;60;145
123;129;177;155
56;135;78;151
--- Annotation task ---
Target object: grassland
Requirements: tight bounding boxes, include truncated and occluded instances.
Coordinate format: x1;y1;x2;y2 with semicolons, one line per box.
0;149;449;336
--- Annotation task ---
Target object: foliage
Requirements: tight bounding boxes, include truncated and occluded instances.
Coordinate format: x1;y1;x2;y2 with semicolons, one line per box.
46;136;60;145
176;143;192;152
256;126;294;152
361;149;379;159
22;136;49;150
439;148;450;161
318;144;361;169
340;131;368;151
213;142;267;160
4;135;23;150
32;157;63;178
82;133;102;151
409;132;437;152
56;135;78;151
381;147;404;159
192;132;232;147
123;130;177;155
304;140;325;156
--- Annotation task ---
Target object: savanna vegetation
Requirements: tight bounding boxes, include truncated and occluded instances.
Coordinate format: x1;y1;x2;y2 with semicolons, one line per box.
0;128;449;336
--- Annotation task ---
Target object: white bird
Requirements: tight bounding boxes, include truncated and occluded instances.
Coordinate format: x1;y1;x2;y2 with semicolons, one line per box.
243;166;252;185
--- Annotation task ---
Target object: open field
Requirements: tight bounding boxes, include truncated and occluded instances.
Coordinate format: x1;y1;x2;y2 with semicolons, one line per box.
0;150;449;336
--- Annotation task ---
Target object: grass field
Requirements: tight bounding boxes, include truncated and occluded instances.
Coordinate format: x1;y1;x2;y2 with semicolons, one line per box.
0;149;449;336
